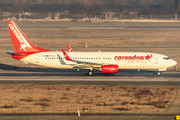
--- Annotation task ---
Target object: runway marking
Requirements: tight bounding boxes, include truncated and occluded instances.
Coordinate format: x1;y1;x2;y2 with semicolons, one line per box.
0;78;169;81
67;27;125;29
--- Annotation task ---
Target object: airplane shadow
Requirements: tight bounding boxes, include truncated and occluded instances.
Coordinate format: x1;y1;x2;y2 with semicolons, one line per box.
0;63;61;72
0;63;161;76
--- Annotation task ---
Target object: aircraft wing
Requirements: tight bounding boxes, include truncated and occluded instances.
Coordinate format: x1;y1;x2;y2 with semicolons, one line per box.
62;49;103;68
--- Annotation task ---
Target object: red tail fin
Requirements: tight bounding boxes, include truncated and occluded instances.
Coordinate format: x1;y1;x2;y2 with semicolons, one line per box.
7;21;49;53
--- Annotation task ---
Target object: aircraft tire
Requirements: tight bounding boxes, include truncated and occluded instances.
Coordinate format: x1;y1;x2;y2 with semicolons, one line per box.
88;70;93;76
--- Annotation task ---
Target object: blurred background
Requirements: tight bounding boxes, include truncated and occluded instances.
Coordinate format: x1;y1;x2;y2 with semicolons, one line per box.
0;0;180;21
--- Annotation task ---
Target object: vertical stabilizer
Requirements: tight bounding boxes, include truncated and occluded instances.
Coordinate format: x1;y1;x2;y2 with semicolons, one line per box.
7;21;49;53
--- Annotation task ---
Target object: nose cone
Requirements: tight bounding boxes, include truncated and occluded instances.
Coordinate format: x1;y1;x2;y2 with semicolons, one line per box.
171;60;177;66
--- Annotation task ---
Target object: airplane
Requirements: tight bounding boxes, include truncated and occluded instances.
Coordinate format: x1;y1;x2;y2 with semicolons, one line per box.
6;21;177;76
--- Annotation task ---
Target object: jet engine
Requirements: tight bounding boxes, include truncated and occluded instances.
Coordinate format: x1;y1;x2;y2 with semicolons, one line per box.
100;65;118;73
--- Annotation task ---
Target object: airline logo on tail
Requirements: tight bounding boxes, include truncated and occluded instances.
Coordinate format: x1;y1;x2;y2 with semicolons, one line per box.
8;22;30;51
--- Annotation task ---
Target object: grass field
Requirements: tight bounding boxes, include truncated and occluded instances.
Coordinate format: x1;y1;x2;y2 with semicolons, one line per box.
0;84;176;114
0;81;179;120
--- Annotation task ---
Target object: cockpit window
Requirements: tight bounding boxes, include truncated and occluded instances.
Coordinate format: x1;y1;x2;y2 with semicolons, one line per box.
163;57;170;60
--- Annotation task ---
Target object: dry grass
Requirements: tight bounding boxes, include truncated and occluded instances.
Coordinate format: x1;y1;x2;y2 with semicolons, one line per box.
34;102;50;107
19;97;33;102
0;84;176;113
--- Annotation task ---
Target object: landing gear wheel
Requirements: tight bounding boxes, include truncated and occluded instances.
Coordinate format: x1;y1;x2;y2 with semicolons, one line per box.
88;70;93;76
157;71;161;76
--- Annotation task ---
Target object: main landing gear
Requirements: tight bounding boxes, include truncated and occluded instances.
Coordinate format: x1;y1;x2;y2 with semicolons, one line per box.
88;70;94;76
157;71;161;76
88;67;94;76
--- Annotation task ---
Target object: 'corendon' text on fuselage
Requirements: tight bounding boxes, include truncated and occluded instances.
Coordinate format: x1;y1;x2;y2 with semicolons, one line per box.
114;54;152;63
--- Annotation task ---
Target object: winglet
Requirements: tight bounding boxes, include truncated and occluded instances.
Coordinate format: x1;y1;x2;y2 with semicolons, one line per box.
66;44;73;52
62;49;72;61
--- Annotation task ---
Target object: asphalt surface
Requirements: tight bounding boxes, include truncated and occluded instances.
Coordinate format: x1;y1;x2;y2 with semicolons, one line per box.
1;21;180;29
0;70;179;81
1;26;180;29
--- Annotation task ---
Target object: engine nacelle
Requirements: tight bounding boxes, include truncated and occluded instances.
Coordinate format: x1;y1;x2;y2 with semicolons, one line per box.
101;65;118;73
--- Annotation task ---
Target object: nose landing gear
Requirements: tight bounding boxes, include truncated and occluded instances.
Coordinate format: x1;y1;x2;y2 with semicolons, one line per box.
88;70;93;76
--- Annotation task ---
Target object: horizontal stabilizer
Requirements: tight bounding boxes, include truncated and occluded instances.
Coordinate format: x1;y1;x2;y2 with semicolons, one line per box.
6;50;25;56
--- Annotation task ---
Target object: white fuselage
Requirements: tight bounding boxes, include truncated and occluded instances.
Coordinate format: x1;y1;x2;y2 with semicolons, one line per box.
21;51;177;71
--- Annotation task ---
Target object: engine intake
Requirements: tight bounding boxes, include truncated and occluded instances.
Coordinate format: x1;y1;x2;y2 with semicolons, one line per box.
101;65;118;73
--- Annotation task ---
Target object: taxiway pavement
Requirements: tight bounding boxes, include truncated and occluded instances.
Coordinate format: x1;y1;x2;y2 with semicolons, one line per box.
0;70;179;82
